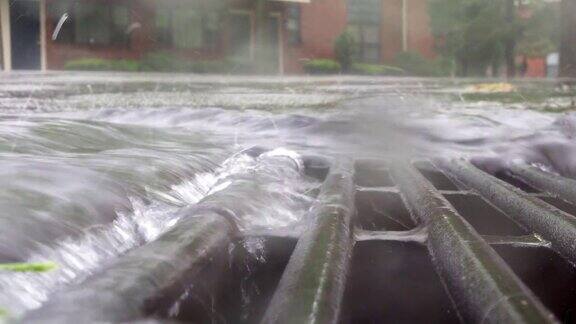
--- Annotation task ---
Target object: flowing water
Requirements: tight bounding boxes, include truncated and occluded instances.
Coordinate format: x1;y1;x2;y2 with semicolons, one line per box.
0;72;575;320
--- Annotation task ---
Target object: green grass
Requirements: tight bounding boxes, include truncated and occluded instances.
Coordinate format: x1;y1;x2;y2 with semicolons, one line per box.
64;58;141;72
351;63;405;76
457;86;576;105
439;82;576;114
0;262;58;273
536;105;576;113
304;59;342;75
0;307;8;320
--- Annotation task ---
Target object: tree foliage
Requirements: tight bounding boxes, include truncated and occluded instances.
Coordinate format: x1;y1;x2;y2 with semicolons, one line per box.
429;0;509;75
560;0;576;77
334;31;357;72
429;0;558;76
517;1;560;57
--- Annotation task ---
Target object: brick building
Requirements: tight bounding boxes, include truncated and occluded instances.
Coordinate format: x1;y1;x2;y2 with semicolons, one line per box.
0;0;435;74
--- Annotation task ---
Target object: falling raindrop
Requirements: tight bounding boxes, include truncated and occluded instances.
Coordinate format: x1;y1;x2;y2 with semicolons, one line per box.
125;22;142;35
51;13;69;41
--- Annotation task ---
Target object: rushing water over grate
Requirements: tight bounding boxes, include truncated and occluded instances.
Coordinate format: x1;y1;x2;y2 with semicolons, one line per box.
0;144;318;316
1;74;576;322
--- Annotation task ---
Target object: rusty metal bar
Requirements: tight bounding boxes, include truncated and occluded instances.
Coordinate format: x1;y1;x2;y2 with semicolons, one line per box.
390;162;557;324
22;208;236;324
508;164;576;204
261;161;355;324
439;159;576;265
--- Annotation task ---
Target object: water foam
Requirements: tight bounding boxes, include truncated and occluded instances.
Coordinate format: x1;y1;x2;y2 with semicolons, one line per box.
0;148;316;317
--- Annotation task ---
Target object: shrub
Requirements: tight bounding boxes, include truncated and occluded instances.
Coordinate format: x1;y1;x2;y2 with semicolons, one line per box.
64;58;111;71
226;59;258;74
140;52;186;72
190;60;234;74
304;59;342;74
108;60;141;72
65;54;262;74
64;58;141;72
351;63;405;76
334;31;357;72
141;52;236;74
393;51;451;77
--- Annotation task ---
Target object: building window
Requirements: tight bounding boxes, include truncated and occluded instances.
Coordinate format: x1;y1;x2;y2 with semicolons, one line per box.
155;7;221;49
49;1;130;46
172;10;203;49
286;5;302;45
347;0;381;63
228;12;253;60
155;8;173;46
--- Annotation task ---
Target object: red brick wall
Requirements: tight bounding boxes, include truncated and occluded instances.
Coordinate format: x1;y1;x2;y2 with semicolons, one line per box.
406;0;435;59
381;0;403;62
285;0;435;72
284;0;347;74
46;0;231;69
46;0;289;70
45;0;146;69
526;57;546;78
44;0;436;73
301;0;347;58
380;0;435;63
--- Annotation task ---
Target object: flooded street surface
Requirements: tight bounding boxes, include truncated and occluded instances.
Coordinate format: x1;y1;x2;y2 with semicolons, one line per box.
1;72;576;321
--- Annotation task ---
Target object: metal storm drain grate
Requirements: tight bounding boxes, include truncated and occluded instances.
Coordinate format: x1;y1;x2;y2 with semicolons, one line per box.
21;157;576;324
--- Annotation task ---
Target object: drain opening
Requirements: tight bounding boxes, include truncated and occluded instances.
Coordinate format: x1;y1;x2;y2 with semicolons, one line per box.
494;171;541;193
414;161;460;191
148;251;235;323
355;190;415;231
444;193;527;236
539;196;576;218
354;159;395;187
303;155;331;181
494;245;576;323
233;236;297;324
154;236;297;324
341;241;460;324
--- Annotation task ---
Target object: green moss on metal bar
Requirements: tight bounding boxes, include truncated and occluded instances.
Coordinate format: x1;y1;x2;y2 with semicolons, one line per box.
0;262;58;273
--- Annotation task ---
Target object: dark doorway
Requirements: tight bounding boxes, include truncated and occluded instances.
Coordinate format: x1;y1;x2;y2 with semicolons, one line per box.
228;13;280;74
260;16;280;74
10;0;41;70
229;13;253;62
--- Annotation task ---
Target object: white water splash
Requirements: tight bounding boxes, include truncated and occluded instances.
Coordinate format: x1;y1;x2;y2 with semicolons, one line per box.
0;198;180;316
0;148;316;317
0;151;263;316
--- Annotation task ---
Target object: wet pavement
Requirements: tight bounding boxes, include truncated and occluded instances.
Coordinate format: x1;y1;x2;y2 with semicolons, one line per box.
0;71;575;321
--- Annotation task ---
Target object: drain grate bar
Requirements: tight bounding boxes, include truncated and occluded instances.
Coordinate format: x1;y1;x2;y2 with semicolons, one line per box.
481;234;550;248
508;164;576;204
22;209;236;324
261;161;355;324
439;159;576;265
389;162;557;323
19;157;576;323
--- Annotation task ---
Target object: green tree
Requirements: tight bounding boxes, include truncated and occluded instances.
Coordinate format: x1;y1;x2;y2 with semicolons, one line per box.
254;0;268;74
517;1;560;58
430;0;561;77
334;31;357;72
560;0;576;77
429;0;518;76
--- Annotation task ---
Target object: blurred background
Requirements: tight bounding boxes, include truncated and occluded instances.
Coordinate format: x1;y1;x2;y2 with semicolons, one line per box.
0;0;573;78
